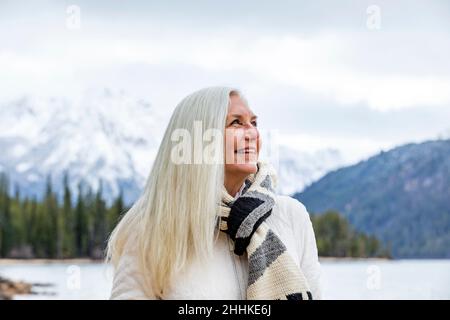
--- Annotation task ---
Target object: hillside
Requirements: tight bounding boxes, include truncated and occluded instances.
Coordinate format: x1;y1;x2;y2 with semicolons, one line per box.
295;139;450;258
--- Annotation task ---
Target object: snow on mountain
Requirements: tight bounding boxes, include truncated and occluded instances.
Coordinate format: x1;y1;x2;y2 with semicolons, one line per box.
0;89;163;204
0;90;346;205
275;146;345;196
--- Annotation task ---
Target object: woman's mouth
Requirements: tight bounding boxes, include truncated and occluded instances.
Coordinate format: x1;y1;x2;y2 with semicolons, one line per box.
234;147;257;154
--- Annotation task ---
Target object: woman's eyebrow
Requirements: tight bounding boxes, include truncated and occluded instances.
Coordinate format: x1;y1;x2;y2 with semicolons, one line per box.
229;114;258;119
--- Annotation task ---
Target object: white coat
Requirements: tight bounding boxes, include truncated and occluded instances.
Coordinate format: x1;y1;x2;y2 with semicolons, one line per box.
110;195;322;299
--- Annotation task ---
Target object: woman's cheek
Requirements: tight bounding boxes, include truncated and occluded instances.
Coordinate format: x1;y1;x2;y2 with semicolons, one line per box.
224;128;240;162
257;135;262;155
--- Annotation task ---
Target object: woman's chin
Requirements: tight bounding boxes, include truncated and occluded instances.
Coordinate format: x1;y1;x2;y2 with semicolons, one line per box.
228;162;258;174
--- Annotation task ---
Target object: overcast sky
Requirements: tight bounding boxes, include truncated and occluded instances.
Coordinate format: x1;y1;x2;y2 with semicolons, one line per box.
1;0;449;163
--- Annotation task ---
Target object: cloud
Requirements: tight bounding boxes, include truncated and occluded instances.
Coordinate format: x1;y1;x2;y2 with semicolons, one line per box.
2;15;449;111
1;0;449;162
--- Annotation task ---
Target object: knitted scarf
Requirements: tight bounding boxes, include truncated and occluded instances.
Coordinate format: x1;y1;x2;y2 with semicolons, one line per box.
219;161;313;300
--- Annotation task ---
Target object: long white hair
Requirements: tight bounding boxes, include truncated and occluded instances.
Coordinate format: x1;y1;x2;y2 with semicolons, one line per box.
106;86;245;298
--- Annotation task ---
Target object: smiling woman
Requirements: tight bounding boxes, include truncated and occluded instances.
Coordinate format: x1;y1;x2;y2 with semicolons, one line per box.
106;87;321;300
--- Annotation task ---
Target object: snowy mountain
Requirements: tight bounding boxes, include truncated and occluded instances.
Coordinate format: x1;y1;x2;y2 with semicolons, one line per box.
0;91;345;205
0;89;163;205
276;146;345;196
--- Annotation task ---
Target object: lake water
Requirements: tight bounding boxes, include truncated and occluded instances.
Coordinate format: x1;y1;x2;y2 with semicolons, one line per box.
1;259;449;300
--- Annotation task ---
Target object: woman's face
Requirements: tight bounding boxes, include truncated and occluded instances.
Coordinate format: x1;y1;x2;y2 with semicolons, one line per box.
224;94;260;176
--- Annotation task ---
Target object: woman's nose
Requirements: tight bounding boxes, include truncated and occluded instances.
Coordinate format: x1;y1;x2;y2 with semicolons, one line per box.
244;126;258;141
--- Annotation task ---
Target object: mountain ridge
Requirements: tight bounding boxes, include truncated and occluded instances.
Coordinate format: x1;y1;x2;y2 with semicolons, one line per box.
294;139;450;258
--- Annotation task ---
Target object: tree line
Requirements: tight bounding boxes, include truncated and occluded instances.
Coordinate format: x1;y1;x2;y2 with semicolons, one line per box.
0;171;390;259
0;172;125;259
311;211;391;258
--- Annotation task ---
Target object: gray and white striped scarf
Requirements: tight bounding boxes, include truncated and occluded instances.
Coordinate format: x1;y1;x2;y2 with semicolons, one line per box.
219;161;313;300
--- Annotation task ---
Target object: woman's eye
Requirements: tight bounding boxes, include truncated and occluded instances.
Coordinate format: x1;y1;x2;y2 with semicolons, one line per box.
229;119;257;127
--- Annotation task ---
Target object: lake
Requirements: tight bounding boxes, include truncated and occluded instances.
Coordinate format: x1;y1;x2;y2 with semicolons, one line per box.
1;259;449;300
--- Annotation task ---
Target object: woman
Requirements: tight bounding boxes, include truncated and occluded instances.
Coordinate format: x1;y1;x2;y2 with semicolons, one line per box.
106;87;321;300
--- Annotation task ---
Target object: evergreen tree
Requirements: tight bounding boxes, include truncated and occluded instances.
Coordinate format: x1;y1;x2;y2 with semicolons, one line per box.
44;175;59;257
92;180;107;258
109;187;124;234
0;173;12;257
75;182;87;257
311;210;390;258
62;172;74;257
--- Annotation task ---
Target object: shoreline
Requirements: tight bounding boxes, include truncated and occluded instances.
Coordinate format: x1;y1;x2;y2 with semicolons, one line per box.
1;257;448;265
0;258;105;265
319;256;391;262
1;257;391;265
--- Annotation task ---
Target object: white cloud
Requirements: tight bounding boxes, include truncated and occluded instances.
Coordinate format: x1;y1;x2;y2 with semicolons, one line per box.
2;27;449;111
1;0;449;164
277;132;397;165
